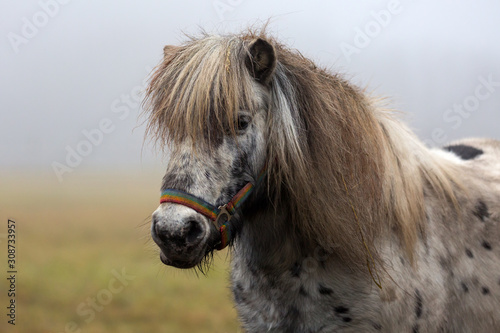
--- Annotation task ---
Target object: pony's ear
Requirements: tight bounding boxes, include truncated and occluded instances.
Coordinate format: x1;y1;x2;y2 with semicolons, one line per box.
163;45;179;58
246;38;276;84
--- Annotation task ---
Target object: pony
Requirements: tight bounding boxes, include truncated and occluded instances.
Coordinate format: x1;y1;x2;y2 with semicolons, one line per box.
143;29;500;332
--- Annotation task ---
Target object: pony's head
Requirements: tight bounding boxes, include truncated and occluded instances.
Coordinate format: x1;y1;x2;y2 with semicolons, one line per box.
144;34;278;269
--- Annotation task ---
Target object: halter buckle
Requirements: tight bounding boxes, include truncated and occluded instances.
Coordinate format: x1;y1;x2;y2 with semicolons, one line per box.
215;205;232;226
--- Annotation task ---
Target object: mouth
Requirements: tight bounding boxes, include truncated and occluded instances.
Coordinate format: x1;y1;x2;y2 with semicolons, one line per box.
159;251;199;269
156;243;206;269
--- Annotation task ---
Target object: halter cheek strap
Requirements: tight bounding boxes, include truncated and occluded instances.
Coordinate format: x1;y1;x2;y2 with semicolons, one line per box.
159;167;266;250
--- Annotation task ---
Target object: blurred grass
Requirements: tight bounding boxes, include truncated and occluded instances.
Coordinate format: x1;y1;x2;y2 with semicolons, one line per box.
0;169;240;333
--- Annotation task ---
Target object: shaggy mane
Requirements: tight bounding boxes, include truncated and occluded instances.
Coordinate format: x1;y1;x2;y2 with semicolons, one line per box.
143;30;460;272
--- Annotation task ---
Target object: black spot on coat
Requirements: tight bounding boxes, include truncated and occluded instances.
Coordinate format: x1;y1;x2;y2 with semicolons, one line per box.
482;241;492;250
444;144;483;160
465;249;474;258
482;287;490;295
291;262;301;278
299;285;308;297
415;289;423;318
233;283;246;303
473;201;490;222
461;282;469;293
334;306;349;314
318;284;333;295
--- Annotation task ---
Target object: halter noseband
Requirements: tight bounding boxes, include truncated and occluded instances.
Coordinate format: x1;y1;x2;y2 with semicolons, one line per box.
159;167;266;250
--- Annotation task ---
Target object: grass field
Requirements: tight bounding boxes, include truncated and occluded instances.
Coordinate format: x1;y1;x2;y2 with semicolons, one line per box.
0;169;240;333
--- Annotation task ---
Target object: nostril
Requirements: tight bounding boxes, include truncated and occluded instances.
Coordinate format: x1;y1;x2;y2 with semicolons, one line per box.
155;223;171;244
185;220;204;244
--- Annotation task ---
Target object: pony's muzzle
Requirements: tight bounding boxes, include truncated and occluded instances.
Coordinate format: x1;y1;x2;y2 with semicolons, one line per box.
151;207;208;268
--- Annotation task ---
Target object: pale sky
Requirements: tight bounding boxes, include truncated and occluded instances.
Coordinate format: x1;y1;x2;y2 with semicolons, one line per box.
1;0;499;178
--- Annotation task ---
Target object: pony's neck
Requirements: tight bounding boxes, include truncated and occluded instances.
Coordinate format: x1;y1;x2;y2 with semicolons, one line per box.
237;115;458;276
236;196;310;272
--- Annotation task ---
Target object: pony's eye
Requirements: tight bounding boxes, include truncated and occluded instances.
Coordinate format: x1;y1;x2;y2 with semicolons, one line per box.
237;115;251;132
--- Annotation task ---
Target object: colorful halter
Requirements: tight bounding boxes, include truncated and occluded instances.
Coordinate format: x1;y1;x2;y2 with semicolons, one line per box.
160;167;266;250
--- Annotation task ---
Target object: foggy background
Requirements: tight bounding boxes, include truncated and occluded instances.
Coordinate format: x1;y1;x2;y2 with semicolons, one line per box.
2;0;500;178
